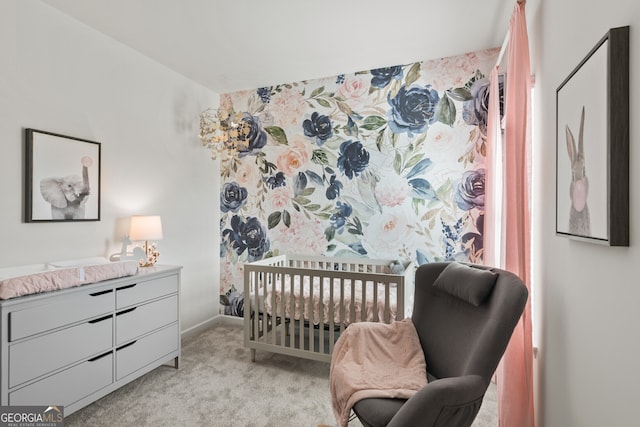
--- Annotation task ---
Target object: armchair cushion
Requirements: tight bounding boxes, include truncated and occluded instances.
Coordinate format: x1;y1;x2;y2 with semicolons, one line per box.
432;262;497;306
388;375;486;427
354;375;486;427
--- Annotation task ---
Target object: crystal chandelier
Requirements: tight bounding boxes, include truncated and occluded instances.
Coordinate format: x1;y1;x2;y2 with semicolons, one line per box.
198;107;251;159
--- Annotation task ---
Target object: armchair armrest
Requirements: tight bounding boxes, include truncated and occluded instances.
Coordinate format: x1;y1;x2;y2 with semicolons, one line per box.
388;374;487;427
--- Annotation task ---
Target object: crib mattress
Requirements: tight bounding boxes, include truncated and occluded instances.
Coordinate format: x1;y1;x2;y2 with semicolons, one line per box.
254;275;399;325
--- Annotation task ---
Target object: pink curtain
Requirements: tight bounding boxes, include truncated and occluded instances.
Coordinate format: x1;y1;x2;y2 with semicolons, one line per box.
487;1;535;426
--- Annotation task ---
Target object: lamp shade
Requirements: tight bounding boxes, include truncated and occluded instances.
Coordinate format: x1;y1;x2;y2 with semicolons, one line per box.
129;215;163;241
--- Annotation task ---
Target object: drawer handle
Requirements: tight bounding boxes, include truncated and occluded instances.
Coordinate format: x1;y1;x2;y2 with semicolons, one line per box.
116;340;137;351
116;284;137;291
88;350;112;362
89;289;113;297
88;314;113;324
116;307;137;316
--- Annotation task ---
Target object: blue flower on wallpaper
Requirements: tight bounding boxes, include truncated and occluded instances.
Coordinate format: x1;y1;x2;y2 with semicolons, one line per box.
387;84;440;137
370;66;403;89
442;217;465;260
461;231;483;260
294;172;307;196
337;140;370;179
461;215;484;261
462;78;492;136
336;74;345;84
235;113;267;156
475;212;484;236
329;201;352;232
257;87;271;103
303;112;333;145
326;175;343;200
220;182;248;213
265;172;286;189
455;169;485;211
463;227;483;251
222;215;270;262
219;218;227;257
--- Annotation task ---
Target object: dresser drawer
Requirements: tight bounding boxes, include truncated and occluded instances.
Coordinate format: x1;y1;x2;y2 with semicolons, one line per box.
116;295;178;345
9;351;112;407
9;315;113;387
9;288;114;341
115;274;178;309
116;323;178;380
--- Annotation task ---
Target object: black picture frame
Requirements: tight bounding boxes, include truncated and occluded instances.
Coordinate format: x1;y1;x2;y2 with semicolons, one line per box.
555;26;629;246
25;129;101;222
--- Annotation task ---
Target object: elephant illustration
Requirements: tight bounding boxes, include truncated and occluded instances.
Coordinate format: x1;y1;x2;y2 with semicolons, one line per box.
40;156;93;220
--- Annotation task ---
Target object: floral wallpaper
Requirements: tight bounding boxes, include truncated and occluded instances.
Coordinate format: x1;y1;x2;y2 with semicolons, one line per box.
214;49;500;316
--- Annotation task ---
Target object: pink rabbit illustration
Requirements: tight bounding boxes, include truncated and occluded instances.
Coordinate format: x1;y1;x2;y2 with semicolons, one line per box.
566;106;590;236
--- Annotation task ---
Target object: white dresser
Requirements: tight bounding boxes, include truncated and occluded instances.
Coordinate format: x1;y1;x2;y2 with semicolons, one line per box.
0;265;181;415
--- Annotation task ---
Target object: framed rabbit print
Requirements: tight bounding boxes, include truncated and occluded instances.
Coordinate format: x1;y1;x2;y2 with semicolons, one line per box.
555;26;629;246
25;129;101;222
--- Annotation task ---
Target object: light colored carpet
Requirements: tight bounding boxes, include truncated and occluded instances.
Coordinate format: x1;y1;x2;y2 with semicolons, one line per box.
65;324;497;427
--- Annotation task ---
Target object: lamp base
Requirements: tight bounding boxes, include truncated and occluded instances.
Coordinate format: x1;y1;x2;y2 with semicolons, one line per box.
138;241;160;268
138;260;158;268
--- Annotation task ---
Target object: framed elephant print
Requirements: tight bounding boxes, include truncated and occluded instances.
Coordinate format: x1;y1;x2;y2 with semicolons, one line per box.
25;129;101;222
555;26;629;246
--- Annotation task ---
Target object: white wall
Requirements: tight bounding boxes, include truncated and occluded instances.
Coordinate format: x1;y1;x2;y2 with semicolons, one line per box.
535;0;640;425
0;0;220;333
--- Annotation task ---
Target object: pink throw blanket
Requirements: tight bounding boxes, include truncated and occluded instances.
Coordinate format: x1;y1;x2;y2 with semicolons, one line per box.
329;319;427;427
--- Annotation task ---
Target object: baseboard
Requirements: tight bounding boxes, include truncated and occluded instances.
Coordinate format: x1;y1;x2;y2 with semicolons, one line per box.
180;314;243;339
181;316;218;340
215;314;244;326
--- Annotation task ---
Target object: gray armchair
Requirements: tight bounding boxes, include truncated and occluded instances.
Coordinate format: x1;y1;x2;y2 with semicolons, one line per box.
349;262;528;427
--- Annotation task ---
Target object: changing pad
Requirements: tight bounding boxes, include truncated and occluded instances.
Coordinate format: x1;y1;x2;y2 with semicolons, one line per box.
0;258;139;300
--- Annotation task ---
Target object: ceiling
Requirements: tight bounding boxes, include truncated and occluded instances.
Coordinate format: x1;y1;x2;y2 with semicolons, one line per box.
42;0;515;94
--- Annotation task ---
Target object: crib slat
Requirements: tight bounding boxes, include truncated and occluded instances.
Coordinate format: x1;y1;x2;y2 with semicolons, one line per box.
396;280;405;320
329;277;335;352
308;275;314;353
384;282;390;323
253;271;260;342
290;272;296;350
361;281;366;322
296;273;303;351
350;278;355;325
318;274;324;355
339;278;346;333
373;280;379;322
274;273;280;346
281;273;288;348
245;269;255;362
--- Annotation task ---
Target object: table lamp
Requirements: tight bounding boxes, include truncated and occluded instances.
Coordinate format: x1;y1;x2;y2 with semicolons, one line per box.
129;215;163;267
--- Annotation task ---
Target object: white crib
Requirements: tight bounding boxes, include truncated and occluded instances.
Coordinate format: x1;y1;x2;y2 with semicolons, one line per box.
244;254;414;363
